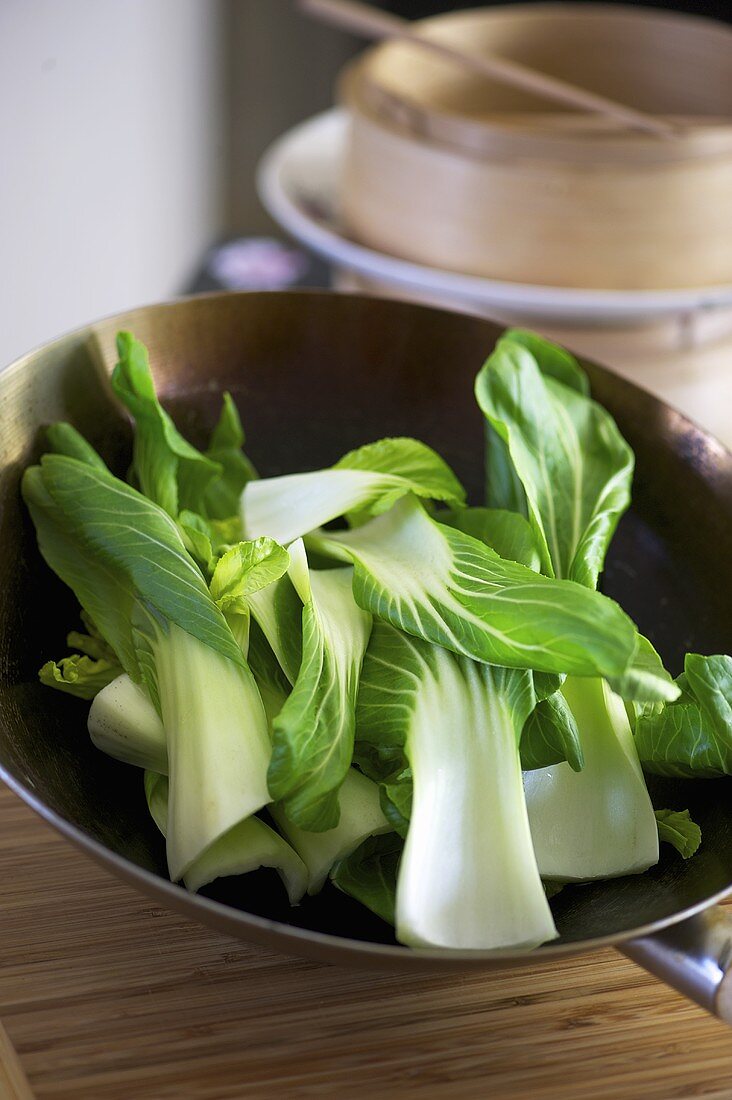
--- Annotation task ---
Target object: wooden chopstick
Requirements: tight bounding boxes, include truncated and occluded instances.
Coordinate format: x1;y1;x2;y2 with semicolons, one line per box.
299;0;680;138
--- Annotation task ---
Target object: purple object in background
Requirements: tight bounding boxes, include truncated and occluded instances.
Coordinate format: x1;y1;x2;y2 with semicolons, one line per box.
188;235;329;295
207;238;311;290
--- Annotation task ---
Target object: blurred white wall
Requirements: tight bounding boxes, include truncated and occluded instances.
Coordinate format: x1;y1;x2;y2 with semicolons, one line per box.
0;0;227;367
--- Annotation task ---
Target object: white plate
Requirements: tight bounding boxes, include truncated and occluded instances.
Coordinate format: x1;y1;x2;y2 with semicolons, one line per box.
257;109;732;324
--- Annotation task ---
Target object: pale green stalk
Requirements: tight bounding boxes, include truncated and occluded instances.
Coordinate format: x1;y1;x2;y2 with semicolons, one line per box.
524;677;659;881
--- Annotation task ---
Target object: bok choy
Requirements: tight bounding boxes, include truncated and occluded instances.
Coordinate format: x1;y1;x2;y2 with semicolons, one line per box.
26;326;729;956
356;622;556;949
22;454;271;882
475;331;671;882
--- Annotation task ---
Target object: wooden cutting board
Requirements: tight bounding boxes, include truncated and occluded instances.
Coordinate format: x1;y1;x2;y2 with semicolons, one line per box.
1;784;732;1100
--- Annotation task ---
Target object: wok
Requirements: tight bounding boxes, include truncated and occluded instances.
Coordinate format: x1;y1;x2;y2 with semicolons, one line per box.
1;291;731;1018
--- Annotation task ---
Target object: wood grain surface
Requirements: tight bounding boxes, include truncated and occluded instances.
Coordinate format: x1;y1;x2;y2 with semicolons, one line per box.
0;1021;34;1100
1;785;731;1100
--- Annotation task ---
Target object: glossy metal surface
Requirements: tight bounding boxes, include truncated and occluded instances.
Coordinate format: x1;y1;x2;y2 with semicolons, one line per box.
623;908;732;1022
0;291;731;975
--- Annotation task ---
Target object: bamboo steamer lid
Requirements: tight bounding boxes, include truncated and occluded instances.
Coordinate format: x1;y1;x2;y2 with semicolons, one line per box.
339;4;732;291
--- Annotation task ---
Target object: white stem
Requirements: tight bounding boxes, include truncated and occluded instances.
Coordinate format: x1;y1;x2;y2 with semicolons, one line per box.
91;668;383;897
156;623;271;882
397;653;556;950
88;673;167;773
241;469;401;545
145;772;307;903
524;677;659;881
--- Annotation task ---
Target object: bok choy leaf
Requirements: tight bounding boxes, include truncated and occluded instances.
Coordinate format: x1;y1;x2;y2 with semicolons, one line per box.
201;391;257;517
654;809;702;859
267;542;372;831
112;332;255;527
356;621;556;950
635;654;732;777
40;621;123;700
144;772;308;902
475;332;633;589
520;691;584;772
441;506;542;573
209;536;291;654
240;436;465;545
22;454;271;882
270;769;390;895
112;332;223;519
309;494;638;680
89;663;389;896
45;422;110;470
331;833;403;926
39;653;121;699
479;331;589;516
246;573;304;687
475;331;676;881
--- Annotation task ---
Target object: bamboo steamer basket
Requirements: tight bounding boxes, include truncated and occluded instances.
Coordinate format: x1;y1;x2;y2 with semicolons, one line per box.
339;4;732;291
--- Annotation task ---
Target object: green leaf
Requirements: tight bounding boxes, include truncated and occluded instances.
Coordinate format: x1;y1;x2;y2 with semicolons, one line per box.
39;616;124;699
482;331;587;516
331;833;402;926
247;568;305;687
637;705;707;778
335;437;466;514
655;809;702;859
39;654;121;699
475;336;633;589
210;538;290;615
268;555;372;832
241;436;465;545
636;654;732;777
310;494;639;681
202;392;257;520
377;769;412;839
686;653;732;732
351;741;405;798
356;621;555;948
45;423;108;470
485;428;528;517
246;618;292;727
533;671;564;701
23;464;139;680
607;634;679;705
501;330;590;395
112;332;222;518
65;629;116;662
211;514;245;547
22;456;245;682
89;657;387;899
177;510;215;574
440;506;541;571
521;691;584;772
23;451;271;884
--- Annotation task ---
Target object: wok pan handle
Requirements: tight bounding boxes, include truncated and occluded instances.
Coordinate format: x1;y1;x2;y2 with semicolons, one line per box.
619;906;732;1022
